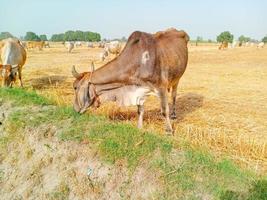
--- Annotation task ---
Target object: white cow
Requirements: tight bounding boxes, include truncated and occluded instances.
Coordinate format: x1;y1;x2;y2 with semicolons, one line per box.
257;42;264;48
104;41;121;55
0;38;27;87
231;41;237;48
100;41;122;61
65;42;74;53
99;50;109;61
86;42;94;48
75;41;82;47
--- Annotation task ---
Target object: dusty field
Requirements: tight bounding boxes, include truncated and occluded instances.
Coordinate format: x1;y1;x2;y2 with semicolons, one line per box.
18;43;267;173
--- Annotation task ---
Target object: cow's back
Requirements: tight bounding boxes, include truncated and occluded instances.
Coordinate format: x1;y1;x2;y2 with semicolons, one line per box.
0;38;26;67
154;29;189;86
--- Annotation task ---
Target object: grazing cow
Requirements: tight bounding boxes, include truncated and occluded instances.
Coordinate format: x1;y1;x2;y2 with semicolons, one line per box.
26;41;45;50
72;28;189;134
104;41;121;55
44;41;50;48
97;41;105;48
99;50;108;61
65;42;74;53
231;41;237;48
257;42;264;48
100;41;122;61
0;38;26;87
86;42;94;48
219;41;228;50
75;41;82;47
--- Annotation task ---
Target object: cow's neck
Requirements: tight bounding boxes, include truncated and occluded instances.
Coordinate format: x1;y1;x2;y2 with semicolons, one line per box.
91;56;134;85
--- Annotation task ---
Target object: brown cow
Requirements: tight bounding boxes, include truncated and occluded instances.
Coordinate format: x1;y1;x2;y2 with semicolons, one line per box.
219;41;228;50
26;41;45;50
72;28;189;134
0;64;19;87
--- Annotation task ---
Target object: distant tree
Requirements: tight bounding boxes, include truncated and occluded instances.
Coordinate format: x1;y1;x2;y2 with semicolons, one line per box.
24;32;40;41
238;35;250;43
196;36;203;42
50;30;101;42
50;33;64;41
208;39;213;43
216;31;234;43
39;34;48;41
64;31;76;41
121;36;127;42
195;36;203;46
262;36;267;43
0;32;14;40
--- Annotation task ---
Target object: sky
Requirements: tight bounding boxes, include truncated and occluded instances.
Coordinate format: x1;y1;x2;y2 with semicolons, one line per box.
0;0;266;41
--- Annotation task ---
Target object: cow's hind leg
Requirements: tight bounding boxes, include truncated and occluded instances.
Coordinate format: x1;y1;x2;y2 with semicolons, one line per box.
18;67;23;87
137;104;144;129
170;83;178;119
159;89;173;134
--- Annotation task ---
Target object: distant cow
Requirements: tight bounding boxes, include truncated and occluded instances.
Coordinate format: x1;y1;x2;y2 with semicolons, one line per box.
231;41;237;48
0;38;26;87
75;41;82;47
104;41;121;55
44;41;50;48
65;42;74;53
26;41;45;50
99;50;109;61
257;42;264;48
86;42;94;48
100;41;122;61
219;41;228;50
97;41;105;48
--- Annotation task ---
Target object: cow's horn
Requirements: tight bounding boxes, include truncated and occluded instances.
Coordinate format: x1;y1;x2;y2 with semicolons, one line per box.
72;65;81;78
91;62;95;72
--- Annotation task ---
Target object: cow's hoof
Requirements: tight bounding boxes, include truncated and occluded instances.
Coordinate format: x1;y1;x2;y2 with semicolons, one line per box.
170;113;177;119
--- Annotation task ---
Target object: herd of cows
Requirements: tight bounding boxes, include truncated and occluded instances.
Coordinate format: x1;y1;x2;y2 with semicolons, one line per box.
219;40;265;50
0;28;265;134
21;40;122;61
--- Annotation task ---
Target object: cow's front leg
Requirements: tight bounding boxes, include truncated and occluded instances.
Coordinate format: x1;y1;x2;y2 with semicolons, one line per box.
18;67;23;87
170;83;178;119
159;89;173;134
137;104;144;129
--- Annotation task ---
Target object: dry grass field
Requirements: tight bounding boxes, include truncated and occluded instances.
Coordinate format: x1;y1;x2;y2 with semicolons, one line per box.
19;42;267;174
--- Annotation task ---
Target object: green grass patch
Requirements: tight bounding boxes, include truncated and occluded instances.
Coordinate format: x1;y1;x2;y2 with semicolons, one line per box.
0;88;52;106
1;88;266;200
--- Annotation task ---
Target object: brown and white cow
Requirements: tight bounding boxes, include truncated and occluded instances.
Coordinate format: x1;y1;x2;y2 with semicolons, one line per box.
26;41;45;50
72;28;189;134
0;38;26;87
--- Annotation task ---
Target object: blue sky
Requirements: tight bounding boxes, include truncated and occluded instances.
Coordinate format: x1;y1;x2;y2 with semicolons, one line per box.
0;0;266;40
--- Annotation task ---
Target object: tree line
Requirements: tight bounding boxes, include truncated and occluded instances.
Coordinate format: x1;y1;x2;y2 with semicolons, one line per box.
1;31;267;43
0;30;101;42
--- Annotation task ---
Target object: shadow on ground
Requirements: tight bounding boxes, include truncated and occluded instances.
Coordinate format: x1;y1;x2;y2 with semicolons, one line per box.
108;93;204;123
30;75;68;89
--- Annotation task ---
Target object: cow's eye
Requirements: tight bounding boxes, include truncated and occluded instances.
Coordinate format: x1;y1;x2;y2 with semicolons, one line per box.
74;87;77;90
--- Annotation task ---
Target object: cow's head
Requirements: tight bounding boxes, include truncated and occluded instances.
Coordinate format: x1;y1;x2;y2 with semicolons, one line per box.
72;63;100;113
0;64;18;87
